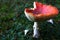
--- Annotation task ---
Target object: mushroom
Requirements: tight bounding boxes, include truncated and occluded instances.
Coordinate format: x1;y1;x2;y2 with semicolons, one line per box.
24;29;29;35
24;2;59;38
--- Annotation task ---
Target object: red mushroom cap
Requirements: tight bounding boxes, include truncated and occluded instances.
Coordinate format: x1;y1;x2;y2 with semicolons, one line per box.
24;2;59;21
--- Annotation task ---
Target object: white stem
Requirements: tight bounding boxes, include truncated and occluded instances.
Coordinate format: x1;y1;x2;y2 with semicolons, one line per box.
33;22;39;38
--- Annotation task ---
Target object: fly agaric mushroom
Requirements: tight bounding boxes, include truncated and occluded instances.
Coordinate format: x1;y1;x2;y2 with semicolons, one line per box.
24;2;59;38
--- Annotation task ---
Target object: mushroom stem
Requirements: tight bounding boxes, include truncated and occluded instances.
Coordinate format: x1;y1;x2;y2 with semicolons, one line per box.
33;22;40;38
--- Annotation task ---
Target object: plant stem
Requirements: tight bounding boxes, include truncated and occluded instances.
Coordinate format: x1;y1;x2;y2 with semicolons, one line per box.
33;22;40;38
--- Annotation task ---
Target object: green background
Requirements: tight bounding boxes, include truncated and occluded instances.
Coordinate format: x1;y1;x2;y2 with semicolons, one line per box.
0;0;60;40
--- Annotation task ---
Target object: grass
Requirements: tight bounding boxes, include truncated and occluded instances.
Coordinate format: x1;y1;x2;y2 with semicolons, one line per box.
0;0;60;40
